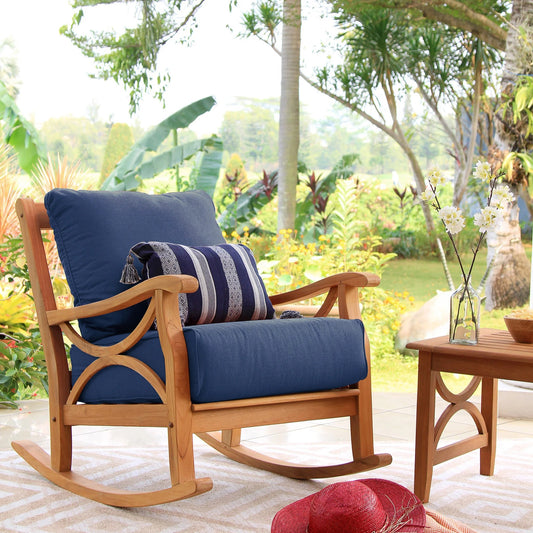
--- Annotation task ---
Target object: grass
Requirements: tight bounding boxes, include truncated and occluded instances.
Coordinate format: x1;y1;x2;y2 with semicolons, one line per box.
380;253;488;303
370;248;530;392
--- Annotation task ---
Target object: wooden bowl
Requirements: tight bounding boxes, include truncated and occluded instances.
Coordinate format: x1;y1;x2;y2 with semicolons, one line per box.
504;316;533;343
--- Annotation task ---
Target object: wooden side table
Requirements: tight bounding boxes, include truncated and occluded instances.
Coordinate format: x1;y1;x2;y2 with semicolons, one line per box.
406;329;533;503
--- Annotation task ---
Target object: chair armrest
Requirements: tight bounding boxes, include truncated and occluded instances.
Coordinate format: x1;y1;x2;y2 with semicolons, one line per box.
269;272;380;306
46;274;198;326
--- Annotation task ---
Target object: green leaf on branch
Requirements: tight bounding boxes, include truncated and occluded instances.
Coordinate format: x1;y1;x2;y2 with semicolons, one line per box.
0;81;45;174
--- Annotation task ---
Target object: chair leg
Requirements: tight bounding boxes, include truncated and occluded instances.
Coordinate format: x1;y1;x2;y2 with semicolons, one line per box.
49;413;73;472
222;428;242;447
167;409;197;485
350;377;375;460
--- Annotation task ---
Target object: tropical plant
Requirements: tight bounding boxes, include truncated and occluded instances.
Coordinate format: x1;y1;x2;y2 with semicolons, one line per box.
295;153;359;239
0;237;48;407
0;144;21;239
0;327;47;408
0;80;45;174
218;169;279;234
32;154;92;198
218;154;359;236
228;179;407;360
100;97;223;196
225;153;248;185
213;153;249;214
500;75;533;179
332;0;509;50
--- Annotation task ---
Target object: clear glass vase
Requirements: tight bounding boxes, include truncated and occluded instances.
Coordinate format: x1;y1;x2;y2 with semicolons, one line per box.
449;282;480;345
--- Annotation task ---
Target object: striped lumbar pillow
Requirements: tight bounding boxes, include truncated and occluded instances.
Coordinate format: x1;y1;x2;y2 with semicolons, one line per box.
123;241;275;326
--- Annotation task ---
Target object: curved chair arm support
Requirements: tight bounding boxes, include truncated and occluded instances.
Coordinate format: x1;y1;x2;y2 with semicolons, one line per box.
59;300;157;358
46;275;198;325
269;272;380;306
66;355;168;405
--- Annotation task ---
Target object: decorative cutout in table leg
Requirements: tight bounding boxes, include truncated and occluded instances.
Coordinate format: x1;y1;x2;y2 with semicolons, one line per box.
433;375;489;465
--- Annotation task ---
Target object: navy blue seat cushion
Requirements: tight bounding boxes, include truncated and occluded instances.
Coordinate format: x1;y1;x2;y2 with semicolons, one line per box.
44;189;225;342
127;241;275;325
70;318;368;404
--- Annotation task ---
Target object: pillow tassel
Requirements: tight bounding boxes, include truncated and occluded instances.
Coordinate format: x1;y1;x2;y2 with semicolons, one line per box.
120;252;141;284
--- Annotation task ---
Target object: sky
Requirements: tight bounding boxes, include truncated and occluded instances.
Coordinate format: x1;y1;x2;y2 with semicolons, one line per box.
1;0;335;135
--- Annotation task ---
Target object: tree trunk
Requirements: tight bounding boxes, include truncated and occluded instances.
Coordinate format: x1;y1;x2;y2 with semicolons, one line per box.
277;0;301;231
395;130;436;233
485;0;532;310
485;185;530;309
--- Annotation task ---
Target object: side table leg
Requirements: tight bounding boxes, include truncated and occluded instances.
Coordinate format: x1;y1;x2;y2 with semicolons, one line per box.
480;377;498;476
414;350;437;503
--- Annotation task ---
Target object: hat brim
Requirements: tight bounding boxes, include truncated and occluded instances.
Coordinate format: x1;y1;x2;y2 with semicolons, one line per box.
271;479;426;533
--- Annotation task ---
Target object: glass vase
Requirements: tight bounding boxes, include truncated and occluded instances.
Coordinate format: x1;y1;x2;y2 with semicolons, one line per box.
449;282;480;345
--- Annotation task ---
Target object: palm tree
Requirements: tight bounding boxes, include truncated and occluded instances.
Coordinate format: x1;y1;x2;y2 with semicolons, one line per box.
277;0;301;231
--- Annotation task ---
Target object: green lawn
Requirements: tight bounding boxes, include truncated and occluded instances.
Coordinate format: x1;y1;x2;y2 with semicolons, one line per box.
371;249;530;392
379;249;529;330
380;253;488;304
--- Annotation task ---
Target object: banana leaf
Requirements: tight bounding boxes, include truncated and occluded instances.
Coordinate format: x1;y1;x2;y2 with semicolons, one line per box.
195;137;224;198
101;96;220;191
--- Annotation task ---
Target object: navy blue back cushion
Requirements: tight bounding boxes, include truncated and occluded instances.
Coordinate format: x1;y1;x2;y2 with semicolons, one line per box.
70;318;368;404
45;189;225;341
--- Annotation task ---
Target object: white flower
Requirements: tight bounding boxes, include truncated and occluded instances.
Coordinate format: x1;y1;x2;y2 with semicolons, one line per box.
421;186;435;202
474;161;492;183
427;169;447;187
439;206;465;234
492;184;513;208
474;206;503;232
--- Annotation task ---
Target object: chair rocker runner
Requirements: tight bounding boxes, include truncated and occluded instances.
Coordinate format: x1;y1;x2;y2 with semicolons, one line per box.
13;189;392;508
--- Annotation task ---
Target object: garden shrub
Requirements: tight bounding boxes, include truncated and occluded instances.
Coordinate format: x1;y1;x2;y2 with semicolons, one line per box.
225;178;415;360
0;237;48;407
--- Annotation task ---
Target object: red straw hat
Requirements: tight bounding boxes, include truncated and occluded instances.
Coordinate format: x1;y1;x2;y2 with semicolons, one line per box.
271;479;426;533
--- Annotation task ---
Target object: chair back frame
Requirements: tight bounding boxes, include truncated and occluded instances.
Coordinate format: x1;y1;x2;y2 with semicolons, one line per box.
13;196;392;508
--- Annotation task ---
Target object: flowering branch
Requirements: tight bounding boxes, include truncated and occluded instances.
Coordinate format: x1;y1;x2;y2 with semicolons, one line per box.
420;161;513;341
421;162;512;287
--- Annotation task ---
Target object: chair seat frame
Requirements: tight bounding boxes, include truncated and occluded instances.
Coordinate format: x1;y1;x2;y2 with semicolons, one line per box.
13;197;391;507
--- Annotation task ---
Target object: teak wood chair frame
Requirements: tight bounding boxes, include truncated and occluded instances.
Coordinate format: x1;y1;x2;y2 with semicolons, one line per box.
13;197;392;507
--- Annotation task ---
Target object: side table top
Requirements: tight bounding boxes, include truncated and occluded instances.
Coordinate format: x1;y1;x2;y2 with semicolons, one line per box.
406;328;533;364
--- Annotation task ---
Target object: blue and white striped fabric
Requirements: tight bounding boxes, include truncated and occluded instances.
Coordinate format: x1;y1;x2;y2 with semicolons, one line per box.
128;241;275;326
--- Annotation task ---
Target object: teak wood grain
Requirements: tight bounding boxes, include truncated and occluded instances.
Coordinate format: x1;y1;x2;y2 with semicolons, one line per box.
12;196;392;508
407;329;533;503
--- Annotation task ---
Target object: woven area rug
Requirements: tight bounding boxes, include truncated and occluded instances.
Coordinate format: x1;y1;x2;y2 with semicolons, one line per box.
1;437;533;532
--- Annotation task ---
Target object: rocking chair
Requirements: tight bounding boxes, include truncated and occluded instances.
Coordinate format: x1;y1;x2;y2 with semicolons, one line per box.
13;188;392;508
